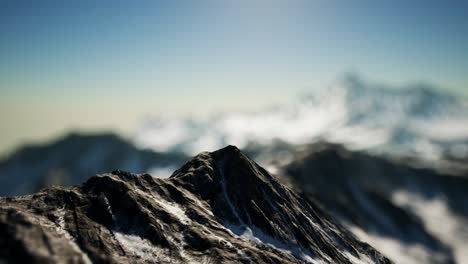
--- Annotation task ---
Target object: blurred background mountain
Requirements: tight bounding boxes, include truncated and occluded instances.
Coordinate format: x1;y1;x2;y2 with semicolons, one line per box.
2;0;468;159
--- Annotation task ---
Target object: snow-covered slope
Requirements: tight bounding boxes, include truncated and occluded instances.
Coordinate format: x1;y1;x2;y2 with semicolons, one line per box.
283;143;468;264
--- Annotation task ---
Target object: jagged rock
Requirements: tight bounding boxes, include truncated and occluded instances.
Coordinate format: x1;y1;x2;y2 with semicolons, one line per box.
0;146;391;263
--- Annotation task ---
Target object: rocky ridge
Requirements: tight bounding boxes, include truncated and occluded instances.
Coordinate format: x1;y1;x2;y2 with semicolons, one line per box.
0;146;390;263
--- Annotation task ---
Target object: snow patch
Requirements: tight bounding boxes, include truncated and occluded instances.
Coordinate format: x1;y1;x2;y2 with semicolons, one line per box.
344;250;376;264
392;190;468;264
348;225;444;264
114;232;163;261
153;198;191;225
223;223;321;263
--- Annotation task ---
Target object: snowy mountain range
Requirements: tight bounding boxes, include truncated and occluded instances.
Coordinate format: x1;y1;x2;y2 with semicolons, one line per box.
1;77;467;263
134;75;468;167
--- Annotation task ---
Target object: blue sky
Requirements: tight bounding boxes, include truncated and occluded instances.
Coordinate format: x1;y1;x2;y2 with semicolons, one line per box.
0;0;467;155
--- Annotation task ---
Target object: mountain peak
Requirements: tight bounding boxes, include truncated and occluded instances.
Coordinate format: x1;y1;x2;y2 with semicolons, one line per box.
0;146;391;263
215;144;242;154
169;145;277;201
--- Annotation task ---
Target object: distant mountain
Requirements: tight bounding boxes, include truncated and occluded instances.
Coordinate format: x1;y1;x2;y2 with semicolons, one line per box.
134;76;468;166
0;133;187;196
1;77;467;263
0;146;391;264
282;142;468;264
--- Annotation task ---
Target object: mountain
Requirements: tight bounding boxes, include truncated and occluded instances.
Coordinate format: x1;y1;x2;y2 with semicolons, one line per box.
0;146;391;264
134;75;468;168
281;142;468;264
1;76;467;263
0;133;187;196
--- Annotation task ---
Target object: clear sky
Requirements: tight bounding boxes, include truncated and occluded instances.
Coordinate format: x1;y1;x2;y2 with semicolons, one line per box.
0;0;467;156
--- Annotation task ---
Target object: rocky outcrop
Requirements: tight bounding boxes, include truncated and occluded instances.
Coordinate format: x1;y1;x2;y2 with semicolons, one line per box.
0;146;390;263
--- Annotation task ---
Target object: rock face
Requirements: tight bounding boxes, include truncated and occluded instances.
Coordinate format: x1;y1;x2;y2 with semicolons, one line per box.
0;146;390;264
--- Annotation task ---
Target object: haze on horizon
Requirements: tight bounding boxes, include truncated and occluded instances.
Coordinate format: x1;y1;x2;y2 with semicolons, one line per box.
0;0;467;157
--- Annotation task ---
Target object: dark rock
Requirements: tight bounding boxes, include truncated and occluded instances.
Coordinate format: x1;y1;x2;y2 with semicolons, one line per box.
0;146;391;263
